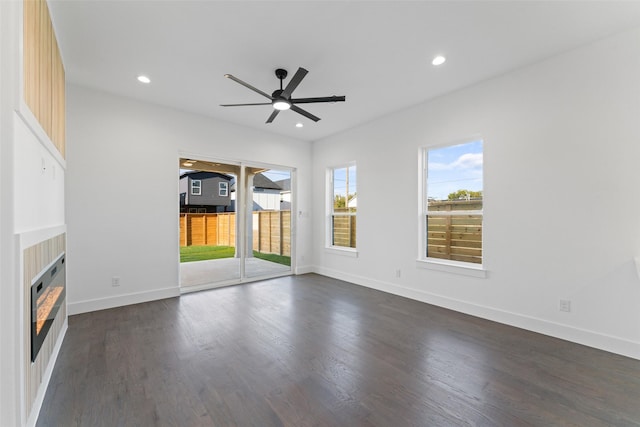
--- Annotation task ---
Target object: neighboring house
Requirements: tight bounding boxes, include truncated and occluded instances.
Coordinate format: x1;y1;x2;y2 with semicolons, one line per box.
229;173;283;211
275;178;291;210
347;195;357;209
180;171;232;213
252;174;283;210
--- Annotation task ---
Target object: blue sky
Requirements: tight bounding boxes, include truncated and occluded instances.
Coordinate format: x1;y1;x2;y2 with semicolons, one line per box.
333;165;357;197
262;169;290;183
427;140;483;200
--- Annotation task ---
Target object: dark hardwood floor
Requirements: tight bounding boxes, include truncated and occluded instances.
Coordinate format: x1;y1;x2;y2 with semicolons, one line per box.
37;274;640;426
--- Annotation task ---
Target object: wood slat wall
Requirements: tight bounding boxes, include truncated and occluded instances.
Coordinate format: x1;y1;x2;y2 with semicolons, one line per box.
23;233;66;419
23;0;66;157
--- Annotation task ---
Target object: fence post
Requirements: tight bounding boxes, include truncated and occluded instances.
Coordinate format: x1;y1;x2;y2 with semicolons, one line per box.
279;210;284;256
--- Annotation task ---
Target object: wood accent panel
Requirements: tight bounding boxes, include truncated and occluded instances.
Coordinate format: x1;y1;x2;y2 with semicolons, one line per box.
23;0;66;157
23;233;66;419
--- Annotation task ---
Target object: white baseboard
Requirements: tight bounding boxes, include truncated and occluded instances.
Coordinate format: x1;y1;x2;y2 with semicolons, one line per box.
312;266;640;360
26;318;68;427
294;264;314;275
67;287;180;315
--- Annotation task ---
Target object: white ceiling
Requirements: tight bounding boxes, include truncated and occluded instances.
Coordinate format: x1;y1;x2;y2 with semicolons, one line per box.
48;0;640;142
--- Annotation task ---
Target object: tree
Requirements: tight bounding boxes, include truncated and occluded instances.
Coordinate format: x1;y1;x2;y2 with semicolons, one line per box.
334;193;356;209
447;189;482;200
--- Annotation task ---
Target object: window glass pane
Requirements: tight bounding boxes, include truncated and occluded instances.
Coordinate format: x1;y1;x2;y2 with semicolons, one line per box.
332;215;356;248
330;164;357;248
427;140;483;207
332;166;357;212
191;180;201;195
426;214;482;264
425;140;483;265
219;182;228;196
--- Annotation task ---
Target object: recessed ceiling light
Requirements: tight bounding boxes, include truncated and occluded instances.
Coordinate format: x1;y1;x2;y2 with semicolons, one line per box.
137;75;151;84
432;55;446;66
295;123;303;128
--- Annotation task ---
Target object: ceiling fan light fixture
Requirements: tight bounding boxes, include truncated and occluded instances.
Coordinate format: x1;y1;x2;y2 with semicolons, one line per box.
273;99;291;111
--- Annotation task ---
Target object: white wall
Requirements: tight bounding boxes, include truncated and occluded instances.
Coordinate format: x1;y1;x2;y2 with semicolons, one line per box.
0;2;20;424
66;85;313;314
14;114;66;233
1;2;68;424
312;28;640;359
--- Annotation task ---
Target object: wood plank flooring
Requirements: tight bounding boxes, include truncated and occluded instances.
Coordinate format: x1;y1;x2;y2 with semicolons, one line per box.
37;274;640;426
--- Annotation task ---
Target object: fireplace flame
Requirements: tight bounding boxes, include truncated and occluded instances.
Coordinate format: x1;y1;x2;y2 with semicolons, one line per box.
36;285;63;334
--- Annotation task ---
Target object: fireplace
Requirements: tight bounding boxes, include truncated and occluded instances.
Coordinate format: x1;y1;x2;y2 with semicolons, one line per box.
30;252;65;362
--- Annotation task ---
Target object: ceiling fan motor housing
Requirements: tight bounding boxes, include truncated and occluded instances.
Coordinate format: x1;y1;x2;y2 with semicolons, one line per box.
275;68;288;80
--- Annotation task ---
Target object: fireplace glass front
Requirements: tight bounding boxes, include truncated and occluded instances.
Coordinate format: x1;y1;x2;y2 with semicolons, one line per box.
31;253;65;362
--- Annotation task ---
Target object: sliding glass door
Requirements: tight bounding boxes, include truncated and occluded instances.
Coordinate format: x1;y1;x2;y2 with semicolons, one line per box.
245;168;292;279
178;158;293;290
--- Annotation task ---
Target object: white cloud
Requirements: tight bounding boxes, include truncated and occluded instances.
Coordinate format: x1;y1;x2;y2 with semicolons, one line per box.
429;152;483;171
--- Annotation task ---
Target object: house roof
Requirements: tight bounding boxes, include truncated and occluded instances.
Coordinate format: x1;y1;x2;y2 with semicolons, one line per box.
253;174;282;191
179;171;232;181
48;1;640;142
229;173;281;192
275;178;291;192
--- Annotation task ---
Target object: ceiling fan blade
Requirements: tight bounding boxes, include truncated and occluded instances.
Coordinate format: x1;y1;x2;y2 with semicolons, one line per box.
291;105;320;122
291;96;346;104
266;109;280;123
280;67;308;99
224;74;273;100
220;102;272;107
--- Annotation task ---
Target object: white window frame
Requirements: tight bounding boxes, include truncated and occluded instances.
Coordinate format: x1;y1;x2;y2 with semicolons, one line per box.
417;139;486;277
326;162;357;256
191;179;201;196
219;181;228;197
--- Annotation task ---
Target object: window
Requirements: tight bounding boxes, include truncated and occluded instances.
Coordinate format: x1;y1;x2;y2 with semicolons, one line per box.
329;163;356;248
219;181;228;197
191;179;201;195
422;140;483;265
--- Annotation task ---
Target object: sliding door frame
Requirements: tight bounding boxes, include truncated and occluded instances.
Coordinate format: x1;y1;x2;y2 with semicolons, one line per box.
178;153;296;292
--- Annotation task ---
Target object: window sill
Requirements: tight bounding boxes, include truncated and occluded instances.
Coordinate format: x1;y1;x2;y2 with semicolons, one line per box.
416;258;487;278
325;246;359;258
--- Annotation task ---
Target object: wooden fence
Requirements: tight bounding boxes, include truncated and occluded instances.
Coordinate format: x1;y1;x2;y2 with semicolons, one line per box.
332;215;356;248
180;211;291;256
253;211;291;256
427;199;482;264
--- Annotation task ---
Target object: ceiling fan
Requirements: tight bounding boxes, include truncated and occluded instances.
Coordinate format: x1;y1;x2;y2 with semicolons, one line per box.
220;67;346;123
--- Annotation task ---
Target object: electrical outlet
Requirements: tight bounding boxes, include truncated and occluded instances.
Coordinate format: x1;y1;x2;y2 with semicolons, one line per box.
559;299;571;312
112;276;121;287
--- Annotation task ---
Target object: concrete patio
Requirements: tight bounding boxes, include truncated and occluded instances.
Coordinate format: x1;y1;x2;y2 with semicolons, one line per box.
180;257;291;288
